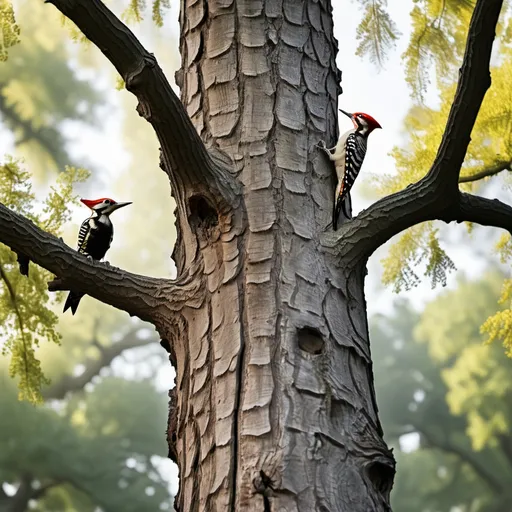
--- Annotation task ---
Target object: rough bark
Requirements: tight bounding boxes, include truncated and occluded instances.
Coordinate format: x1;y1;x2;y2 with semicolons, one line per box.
172;1;393;510
0;0;507;511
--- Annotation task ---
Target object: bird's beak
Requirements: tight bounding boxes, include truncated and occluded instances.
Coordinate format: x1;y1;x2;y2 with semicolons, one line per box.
109;201;132;212
339;109;353;119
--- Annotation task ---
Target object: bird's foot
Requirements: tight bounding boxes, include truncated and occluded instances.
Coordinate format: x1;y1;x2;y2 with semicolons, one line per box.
103;260;111;267
86;254;94;261
316;140;333;157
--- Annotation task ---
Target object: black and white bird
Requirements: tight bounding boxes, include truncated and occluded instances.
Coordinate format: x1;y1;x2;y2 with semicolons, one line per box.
318;109;381;230
63;197;131;315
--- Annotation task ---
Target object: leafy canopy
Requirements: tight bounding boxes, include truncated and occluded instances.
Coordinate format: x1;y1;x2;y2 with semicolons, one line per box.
0;157;88;403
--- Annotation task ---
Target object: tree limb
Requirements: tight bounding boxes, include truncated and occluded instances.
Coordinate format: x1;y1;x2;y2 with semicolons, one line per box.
459;161;512;183
0;203;204;325
497;435;512;471
423;0;501;189
0;91;70;169
456;193;512;233
44;0;240;203
8;473;34;512
415;425;504;494
327;0;505;264
43;327;157;400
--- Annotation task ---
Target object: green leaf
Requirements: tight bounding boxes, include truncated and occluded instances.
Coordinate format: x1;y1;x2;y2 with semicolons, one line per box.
355;0;401;66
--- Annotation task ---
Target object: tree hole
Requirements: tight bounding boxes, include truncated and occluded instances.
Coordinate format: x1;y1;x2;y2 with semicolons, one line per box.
297;327;324;355
366;459;395;499
188;195;219;231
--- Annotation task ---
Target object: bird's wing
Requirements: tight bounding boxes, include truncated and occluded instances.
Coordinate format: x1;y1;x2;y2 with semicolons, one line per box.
339;133;367;201
77;218;95;254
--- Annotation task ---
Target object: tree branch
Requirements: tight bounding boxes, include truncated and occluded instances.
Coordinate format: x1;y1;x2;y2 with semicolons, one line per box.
0;203;204;325
459;161;512;183
45;0;240;203
43;327;157;400
9;474;34;512
416;426;504;494
456;193;512;233
497;434;512;470
326;0;505;264
0;91;70;169
423;0;501;188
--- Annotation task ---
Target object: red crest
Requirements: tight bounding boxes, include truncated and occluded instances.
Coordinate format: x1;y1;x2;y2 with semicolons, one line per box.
80;198;116;208
353;112;382;130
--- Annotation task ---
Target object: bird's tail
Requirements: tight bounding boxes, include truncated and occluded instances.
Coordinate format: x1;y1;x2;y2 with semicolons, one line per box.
63;291;84;315
332;197;342;231
332;193;352;231
16;252;30;276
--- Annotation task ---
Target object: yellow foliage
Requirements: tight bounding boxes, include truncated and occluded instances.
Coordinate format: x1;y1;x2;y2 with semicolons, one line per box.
496;233;512;263
0;0;20;61
0;157;89;403
481;279;512;356
466;410;507;451
417;275;512;450
382;223;455;292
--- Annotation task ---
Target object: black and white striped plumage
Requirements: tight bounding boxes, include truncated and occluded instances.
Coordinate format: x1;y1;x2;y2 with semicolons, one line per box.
333;131;367;228
64;197;131;315
317;109;381;230
76;216;114;260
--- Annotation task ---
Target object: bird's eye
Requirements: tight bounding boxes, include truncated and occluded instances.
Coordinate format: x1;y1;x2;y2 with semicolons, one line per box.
105;200;111;205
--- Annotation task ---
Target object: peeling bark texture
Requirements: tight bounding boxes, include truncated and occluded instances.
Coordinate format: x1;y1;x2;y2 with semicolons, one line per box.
0;0;507;510
171;1;393;510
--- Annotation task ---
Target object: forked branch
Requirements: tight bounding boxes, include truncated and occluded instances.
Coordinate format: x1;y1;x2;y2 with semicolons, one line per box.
0;203;204;325
329;0;505;263
45;0;240;203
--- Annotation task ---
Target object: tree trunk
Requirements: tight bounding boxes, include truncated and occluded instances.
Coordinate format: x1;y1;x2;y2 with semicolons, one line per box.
0;0;504;510
164;1;395;510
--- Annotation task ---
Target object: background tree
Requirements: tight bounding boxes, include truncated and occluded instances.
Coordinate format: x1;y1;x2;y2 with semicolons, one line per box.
1;0;512;511
372;272;512;511
0;0;101;175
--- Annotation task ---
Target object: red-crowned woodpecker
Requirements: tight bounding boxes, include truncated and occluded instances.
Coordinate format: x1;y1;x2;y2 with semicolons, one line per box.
318;109;381;230
64;197;131;315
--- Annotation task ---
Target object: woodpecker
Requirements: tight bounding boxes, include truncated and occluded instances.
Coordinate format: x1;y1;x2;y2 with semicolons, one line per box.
63;197;131;315
318;108;381;230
